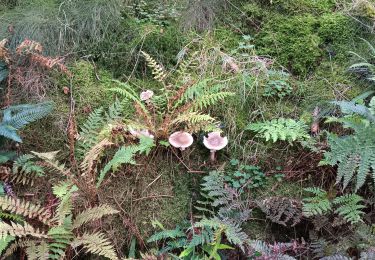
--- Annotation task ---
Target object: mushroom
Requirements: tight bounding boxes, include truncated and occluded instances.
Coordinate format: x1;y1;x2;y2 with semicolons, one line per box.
168;131;194;151
203;132;228;162
140;90;154;101
129;128;154;139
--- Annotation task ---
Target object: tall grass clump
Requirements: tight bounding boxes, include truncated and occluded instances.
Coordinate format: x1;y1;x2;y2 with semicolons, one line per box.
0;0;123;55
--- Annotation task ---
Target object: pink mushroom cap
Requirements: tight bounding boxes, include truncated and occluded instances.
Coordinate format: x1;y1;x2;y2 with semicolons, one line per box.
203;132;228;151
140;90;154;101
129;128;154;139
168;131;194;150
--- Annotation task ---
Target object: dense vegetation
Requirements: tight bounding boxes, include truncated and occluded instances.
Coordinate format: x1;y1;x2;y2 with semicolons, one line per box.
0;0;375;259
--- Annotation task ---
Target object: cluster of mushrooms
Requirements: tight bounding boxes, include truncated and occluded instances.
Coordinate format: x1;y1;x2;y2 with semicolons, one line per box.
128;90;228;162
169;131;228;162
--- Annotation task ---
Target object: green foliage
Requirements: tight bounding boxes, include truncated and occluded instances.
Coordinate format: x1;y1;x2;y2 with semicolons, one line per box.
97;137;155;187
263;79;292;99
318;13;356;58
148;219;235;259
0;102;53;143
258;0;335;14
246;118;310;143
333;194;365;225
254;7;357;75
8;154;45;185
323;95;375;190
323;126;375;191
349;38;375;83
224;159;267;190
303;187;332;217
126;0;180;27
77;98;123;158
303;188;365;224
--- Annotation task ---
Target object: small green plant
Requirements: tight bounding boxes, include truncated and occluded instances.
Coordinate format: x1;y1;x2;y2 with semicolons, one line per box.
263;79;292;98
126;0;180;26
147;219;234;259
225;159;267;191
246;118;310;143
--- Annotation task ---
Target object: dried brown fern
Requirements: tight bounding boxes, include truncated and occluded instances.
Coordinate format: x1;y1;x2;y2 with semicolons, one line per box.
257;197;302;227
0;222;47;239
0;196;52;226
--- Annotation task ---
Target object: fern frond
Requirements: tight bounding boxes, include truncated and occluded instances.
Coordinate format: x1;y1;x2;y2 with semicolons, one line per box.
333;194;365;224
302;188;332;217
80;138;113;177
52;189;74;226
0;102;53;142
0;196;52;225
97;145;139;187
72;204;119;229
1;238;31;259
72;232;118;260
9;154;44;186
323;126;375;191
171;112;216;125
141;51;167;82
77;107;105;156
0;235;14;256
191;92;234;111
0;221;47;239
147;228;185;243
257;197;302;227
109;80;148;113
25;241;50;260
246;118;310;143
48;226;73;259
31;151;69;177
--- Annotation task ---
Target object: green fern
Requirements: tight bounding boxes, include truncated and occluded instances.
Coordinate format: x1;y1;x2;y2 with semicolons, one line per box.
97;137;155;187
246;118;310;143
323;126;375;191
77;99;125;157
0;102;53;142
191;92;234;111
0;235;14;256
333;194;365;224
302;187;332;217
10;154;44;185
195;217;248;250
147;228;186;243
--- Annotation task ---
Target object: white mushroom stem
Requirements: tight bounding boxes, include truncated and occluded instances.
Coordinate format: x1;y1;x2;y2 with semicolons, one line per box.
210;150;216;162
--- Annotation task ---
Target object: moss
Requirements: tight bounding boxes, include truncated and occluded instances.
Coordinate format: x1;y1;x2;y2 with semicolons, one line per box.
213;26;242;50
318;13;358;60
21;61;115;152
256;14;322;76
264;0;335;14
